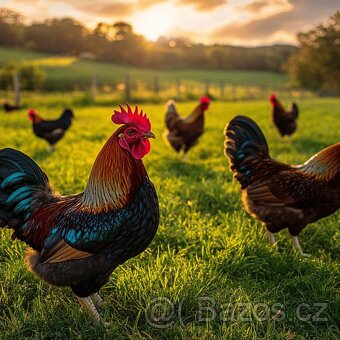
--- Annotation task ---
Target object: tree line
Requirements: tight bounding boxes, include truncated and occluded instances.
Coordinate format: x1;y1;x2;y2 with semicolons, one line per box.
286;11;339;95
0;8;295;73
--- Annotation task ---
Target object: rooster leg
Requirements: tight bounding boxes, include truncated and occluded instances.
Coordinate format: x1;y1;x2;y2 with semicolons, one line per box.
77;296;101;324
266;227;276;245
182;152;188;162
90;292;103;309
49;145;55;153
292;236;311;257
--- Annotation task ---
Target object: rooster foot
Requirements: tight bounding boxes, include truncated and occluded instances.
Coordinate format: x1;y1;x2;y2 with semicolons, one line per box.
292;236;311;257
77;296;103;325
266;227;276;245
90;292;103;309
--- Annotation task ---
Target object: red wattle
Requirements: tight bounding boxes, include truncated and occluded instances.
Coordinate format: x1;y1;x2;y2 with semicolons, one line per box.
131;139;150;159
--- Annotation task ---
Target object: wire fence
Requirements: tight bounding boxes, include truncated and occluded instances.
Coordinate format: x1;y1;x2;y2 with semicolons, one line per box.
1;73;314;108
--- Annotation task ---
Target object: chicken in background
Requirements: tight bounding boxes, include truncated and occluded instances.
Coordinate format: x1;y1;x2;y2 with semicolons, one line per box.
3;102;20;113
224;115;339;256
270;94;298;138
28;108;74;152
163;96;210;160
0;104;159;324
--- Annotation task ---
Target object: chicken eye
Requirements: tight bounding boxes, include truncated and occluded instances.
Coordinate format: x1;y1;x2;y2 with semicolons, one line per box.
126;129;135;136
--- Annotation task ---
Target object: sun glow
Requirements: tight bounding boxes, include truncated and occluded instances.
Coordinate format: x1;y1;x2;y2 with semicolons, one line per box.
133;5;175;41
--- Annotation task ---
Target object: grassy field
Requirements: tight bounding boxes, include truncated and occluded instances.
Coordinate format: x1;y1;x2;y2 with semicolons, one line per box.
0;97;339;339
0;47;288;92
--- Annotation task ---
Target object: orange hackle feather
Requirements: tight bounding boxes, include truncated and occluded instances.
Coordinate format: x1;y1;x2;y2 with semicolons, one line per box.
82;127;146;212
296;142;340;181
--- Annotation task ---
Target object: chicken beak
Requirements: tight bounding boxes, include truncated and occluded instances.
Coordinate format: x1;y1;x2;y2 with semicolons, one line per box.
145;131;156;139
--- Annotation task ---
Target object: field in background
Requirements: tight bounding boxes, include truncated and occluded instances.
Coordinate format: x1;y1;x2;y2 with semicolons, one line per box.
0;47;300;101
0;97;339;338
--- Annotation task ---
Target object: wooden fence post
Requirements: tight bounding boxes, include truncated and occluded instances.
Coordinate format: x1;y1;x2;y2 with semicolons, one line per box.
220;82;225;100
246;86;251;100
13;72;20;107
204;80;210;95
125;73;131;101
176;79;181;98
231;85;237;101
91;73;98;99
153;76;159;95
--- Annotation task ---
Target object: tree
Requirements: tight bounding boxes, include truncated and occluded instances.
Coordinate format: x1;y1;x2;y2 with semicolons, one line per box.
0;62;45;90
94;22;115;40
113;22;133;40
25;18;87;54
0;8;24;46
286;11;340;95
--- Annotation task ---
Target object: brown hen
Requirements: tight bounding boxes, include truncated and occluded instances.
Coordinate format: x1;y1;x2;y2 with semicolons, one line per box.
224;115;339;255
270;94;298;138
163;96;210;160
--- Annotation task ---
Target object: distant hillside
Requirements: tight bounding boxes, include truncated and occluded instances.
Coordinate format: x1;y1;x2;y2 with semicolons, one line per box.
0;47;289;92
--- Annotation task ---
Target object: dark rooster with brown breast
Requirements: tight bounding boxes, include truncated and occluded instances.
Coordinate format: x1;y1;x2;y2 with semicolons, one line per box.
224;115;339;255
28;108;74;151
163;96;210;160
270;94;298;138
0;105;159;324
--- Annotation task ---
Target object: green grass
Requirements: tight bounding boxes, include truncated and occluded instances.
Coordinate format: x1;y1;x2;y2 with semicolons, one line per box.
0;97;339;339
0;47;288;90
0;47;49;64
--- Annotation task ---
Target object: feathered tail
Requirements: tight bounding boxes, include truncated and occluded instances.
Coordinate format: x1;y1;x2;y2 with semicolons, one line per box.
0;148;49;239
224;116;270;189
290;102;298;119
59;108;74;129
165;100;180;130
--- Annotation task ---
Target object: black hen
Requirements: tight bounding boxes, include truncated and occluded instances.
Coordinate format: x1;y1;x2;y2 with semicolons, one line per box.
28;108;74;151
4;102;20;113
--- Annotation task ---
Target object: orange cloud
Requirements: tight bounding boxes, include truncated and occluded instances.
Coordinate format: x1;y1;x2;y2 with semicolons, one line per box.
176;0;227;11
241;0;286;12
72;0;168;17
210;0;339;44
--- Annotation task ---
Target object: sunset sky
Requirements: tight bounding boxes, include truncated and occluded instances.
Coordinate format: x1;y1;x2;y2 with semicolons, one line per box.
1;0;339;46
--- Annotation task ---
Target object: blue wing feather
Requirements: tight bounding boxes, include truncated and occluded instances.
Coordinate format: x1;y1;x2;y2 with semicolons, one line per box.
43;208;133;254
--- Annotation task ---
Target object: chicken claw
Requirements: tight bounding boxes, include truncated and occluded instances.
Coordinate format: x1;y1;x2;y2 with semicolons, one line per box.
292;236;311;257
90;293;103;309
266;228;276;245
77;296;101;324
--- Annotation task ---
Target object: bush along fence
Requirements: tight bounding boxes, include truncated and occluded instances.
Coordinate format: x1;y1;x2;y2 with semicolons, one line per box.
1;72;313;107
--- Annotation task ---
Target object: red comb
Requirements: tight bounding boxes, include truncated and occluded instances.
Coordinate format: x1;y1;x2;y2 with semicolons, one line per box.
200;96;210;104
270;94;276;101
112;104;151;132
28;108;36;115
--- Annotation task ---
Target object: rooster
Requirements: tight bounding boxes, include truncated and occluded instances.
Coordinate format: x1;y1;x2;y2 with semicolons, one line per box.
163;96;210;160
28;108;74;151
224;115;339;255
270;94;298;138
0;104;159;324
3;102;20;113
